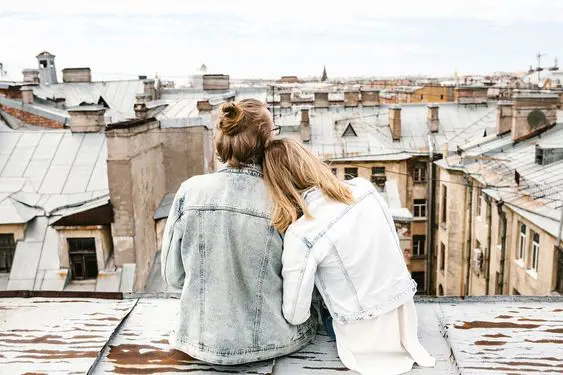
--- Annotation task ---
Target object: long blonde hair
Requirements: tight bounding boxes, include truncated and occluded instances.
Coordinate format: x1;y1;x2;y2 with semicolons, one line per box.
263;138;354;233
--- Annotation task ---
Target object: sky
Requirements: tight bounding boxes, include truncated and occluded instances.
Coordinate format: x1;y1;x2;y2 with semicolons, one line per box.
1;0;563;82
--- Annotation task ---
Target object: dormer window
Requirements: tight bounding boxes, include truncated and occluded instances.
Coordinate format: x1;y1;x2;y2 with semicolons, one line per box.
342;123;358;137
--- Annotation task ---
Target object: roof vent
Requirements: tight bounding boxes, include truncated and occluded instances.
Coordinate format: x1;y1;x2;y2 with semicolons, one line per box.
535;144;563;166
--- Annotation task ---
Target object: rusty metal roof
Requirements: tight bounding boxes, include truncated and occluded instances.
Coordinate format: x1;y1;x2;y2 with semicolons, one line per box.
0;294;561;374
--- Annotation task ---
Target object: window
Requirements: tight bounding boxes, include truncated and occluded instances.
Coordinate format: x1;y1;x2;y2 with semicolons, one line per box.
556;248;563;294
40;60;48;68
344;167;358;180
438;284;444;296
441;185;447;223
413;235;426;257
440;94;444;100
495;271;501;294
476;191;482;216
0;234;16;273
413;163;426;182
68;238;98;280
518;223;527;261
530;232;540;272
371;167;386;188
440;243;446;271
411;272;425;293
420;94;424;100
414;199;427;218
331;168;337;176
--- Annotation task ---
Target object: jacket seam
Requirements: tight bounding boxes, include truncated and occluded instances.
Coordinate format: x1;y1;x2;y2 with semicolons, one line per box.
252;227;273;347
198;210;205;348
181;206;270;220
161;213;183;286
329;240;364;311
289;238;312;323
305;190;373;246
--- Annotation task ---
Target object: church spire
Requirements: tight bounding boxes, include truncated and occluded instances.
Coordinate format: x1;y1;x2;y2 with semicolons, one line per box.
321;65;328;82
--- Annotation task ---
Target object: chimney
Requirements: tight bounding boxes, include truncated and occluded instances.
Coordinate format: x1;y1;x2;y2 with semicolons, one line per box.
20;86;34;104
22;69;40;84
344;89;360;107
197;100;212;112
62;68;92;83
360;88;380;107
496;101;513;135
67;105;106;133
143;79;156;101
314;91;329;108
427;104;439;133
511;90;559;141
389;105;402;141
280;92;292;108
300;108;311;142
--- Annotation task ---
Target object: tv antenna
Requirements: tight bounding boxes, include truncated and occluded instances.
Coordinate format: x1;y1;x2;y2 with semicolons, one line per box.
0;62;7;81
536;52;547;82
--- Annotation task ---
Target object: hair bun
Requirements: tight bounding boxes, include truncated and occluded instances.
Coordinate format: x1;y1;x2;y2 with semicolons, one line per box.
220;102;245;136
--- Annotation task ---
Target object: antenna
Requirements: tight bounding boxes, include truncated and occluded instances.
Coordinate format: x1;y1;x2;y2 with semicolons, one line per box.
536;52;547;82
0;62;5;81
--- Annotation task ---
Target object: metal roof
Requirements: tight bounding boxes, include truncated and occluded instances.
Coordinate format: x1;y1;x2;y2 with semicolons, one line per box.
0;295;560;374
275;103;497;161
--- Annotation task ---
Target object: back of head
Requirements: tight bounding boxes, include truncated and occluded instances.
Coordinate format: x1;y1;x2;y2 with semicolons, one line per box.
263;138;353;233
215;99;273;168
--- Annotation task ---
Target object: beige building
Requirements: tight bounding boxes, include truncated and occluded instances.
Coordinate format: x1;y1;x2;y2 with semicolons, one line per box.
434;90;563;296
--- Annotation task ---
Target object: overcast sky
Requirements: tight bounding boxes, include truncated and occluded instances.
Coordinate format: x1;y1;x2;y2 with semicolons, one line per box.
1;0;563;82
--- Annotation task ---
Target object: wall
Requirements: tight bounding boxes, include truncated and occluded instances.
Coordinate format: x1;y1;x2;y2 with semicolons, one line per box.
506;212;558;295
412;86;454;103
106;121;165;291
0;224;26;242
160;126;214;194
434;166;468;296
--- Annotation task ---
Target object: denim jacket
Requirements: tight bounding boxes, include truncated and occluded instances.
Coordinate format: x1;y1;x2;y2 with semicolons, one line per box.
161;164;317;365
281;177;417;325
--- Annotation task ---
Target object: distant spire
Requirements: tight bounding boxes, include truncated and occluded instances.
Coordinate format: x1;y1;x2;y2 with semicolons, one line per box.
321;65;328;82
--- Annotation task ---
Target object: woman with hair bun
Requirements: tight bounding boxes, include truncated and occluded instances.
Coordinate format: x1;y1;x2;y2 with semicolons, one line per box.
161;99;317;365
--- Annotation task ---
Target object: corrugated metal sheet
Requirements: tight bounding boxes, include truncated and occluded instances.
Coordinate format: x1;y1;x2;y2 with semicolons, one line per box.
0;296;560;374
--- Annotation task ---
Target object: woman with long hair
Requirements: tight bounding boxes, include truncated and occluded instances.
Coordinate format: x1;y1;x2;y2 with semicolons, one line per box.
263;138;435;375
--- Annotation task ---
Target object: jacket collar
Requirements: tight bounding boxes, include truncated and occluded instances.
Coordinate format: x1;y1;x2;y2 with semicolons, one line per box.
220;163;263;178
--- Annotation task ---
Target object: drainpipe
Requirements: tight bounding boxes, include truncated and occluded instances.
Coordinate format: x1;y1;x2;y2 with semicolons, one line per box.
426;135;435;295
485;195;493;295
497;201;506;295
464;176;473;297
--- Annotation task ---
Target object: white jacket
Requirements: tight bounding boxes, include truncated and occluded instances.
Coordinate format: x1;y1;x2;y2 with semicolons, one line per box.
282;177;417;325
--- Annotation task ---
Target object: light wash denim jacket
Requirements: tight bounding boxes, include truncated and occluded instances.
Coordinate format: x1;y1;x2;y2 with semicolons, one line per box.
161;164;317;365
281;177;417;325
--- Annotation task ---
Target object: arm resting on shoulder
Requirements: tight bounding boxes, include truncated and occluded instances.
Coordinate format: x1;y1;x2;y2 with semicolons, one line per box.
282;229;317;325
161;191;186;289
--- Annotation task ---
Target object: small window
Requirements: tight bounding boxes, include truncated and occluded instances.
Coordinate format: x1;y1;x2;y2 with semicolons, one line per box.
411;271;425;293
440;94;444;100
414;199;427;218
518;223;527;261
441;185;447;223
438;284;444;296
331;168;337;176
372;167;385;175
40;60;48;68
476;191;482;216
68;238;98;280
530;232;540;272
342;123;358;137
344;167;358;180
420;95;424;100
413;163;426;182
440;243;446;271
0;234;16;273
413;235;426;257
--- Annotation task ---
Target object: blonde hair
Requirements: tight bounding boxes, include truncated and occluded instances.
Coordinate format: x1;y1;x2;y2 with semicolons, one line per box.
263;138;354;233
215;99;273;168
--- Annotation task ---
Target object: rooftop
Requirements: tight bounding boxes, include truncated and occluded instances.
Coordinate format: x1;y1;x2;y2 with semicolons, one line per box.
0;294;561;374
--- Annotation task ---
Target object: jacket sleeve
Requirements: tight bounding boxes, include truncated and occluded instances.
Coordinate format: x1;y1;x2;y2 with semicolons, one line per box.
281;229;317;325
161;190;186;289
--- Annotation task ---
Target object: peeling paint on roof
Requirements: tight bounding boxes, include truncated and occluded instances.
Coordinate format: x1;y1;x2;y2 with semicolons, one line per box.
0;296;561;374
